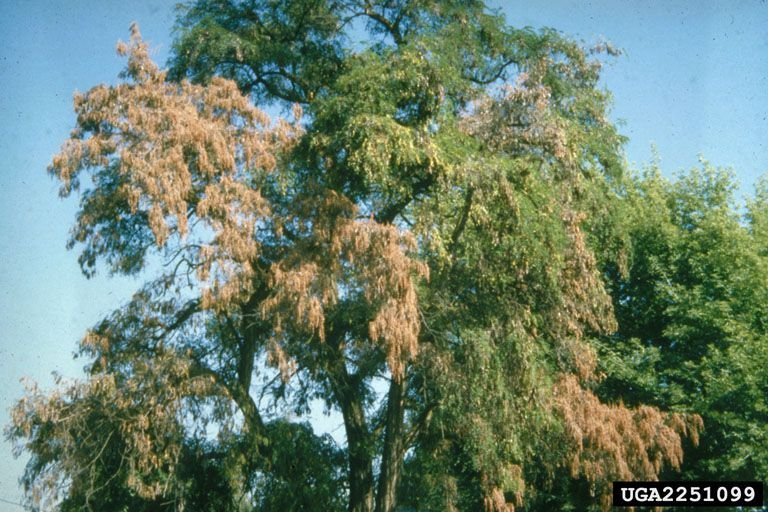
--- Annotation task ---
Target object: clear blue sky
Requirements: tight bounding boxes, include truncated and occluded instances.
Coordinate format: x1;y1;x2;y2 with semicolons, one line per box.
1;0;766;506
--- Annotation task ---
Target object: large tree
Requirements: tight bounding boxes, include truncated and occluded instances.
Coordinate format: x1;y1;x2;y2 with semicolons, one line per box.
597;164;768;487
9;3;701;511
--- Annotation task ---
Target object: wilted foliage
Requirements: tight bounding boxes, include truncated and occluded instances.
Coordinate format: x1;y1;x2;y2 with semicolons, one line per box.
7;5;712;512
554;375;703;510
9;355;212;510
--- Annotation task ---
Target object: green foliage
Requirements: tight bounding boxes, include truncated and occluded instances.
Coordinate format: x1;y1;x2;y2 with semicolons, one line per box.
252;421;347;512
170;0;345;104
598;163;768;483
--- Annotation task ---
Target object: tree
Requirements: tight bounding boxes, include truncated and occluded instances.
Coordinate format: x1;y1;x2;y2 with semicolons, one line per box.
9;3;701;511
596;164;768;487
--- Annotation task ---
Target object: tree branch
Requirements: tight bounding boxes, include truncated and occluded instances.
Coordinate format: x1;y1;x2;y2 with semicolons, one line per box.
188;360;268;443
362;3;403;45
403;401;438;448
449;186;474;251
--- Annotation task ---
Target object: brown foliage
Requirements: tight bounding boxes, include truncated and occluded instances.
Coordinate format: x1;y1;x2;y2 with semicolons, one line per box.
50;24;300;311
555;375;702;511
49;25;429;384
262;189;428;380
9;351;216;508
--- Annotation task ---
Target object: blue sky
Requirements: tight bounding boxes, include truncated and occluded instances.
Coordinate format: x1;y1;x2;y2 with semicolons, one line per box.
0;0;766;506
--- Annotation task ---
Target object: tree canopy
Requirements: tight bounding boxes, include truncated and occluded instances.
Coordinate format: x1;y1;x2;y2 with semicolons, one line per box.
11;2;767;511
598;163;768;485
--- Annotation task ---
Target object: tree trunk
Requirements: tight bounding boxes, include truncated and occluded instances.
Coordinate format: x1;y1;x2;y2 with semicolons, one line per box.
375;377;405;512
344;395;375;512
331;360;374;512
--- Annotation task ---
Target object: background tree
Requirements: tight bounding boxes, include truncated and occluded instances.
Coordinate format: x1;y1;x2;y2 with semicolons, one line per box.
9;3;703;511
596;163;768;487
